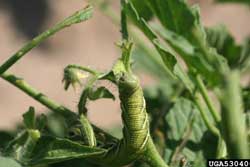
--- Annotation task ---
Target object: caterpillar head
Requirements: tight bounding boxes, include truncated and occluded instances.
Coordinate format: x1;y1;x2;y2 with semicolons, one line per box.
118;73;139;93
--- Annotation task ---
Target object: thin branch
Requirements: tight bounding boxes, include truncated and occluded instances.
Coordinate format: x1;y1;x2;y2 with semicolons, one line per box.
194;93;220;137
0;72;117;141
91;0;172;78
0;5;93;75
66;64;100;75
195;74;221;124
120;0;129;40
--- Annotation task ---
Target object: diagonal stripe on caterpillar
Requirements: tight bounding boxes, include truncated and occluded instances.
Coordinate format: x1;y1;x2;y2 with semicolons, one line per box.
93;73;150;166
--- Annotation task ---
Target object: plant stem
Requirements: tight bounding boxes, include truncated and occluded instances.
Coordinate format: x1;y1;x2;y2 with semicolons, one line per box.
121;0;129;40
143;137;169;167
0;72;117;141
1;73;74;118
66;64;100;75
221;71;249;158
0;5;93;75
131;29;172;78
89;0;119;24
195;74;221;124
91;0;172;79
78;76;98;115
194;93;220;137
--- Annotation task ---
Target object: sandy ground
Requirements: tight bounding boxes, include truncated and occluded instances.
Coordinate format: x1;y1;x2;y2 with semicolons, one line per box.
0;0;249;130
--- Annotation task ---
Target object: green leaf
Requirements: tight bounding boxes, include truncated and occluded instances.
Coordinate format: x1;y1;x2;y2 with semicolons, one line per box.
130;0;153;21
145;0;195;35
0;131;13;150
206;25;250;71
152;23;224;85
126;1;196;88
153;39;177;73
206;25;240;68
125;1;177;72
132;161;150;167
16;130;41;163
144;81;175;101
4;130;28;155
173;65;195;93
36;114;47;131
3;129;41;164
29;136;106;165
50;158;101;167
166;98;206;142
99;71;117;83
78;85;115;114
164;98;217;166
22;107;36;129
143;0;206;54
125;1;197;93
128;0;229;85
0;156;22;167
126;1;157;40
89;87;115;100
132;41;172;81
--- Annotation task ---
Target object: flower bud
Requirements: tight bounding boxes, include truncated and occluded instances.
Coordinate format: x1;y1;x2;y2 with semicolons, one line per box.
63;68;88;90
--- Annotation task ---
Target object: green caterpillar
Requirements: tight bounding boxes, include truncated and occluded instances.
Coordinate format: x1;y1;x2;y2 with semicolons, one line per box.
68;114;96;147
67;44;150;166
92;73;150;166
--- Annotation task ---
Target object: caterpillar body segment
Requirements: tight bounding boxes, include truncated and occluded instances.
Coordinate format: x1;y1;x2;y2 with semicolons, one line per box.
79;114;97;147
68;114;96;147
119;74;149;151
93;73;150;166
